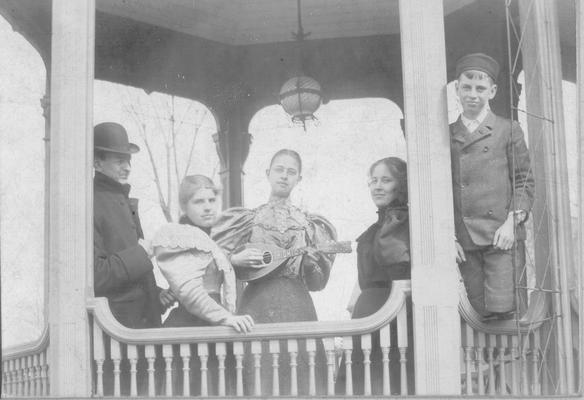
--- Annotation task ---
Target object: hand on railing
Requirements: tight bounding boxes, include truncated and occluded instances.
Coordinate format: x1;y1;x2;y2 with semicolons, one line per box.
158;288;175;311
222;314;254;333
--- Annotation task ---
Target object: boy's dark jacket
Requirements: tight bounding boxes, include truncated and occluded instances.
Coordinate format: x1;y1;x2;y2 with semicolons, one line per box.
450;111;535;248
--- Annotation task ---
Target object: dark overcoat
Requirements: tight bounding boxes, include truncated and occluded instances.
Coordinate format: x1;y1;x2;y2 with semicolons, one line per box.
450;111;535;249
94;172;161;328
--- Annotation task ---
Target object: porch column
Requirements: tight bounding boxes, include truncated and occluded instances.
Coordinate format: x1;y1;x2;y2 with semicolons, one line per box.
48;0;95;396
578;0;584;393
398;0;461;395
519;0;575;394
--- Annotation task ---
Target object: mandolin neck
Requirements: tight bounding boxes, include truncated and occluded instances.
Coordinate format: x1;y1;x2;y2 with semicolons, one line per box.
272;242;349;260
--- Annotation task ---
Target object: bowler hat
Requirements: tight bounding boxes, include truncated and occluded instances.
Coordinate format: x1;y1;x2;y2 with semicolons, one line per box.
94;122;140;154
455;53;500;82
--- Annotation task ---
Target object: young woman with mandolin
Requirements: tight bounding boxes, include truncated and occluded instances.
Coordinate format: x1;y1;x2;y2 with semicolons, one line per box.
212;149;339;395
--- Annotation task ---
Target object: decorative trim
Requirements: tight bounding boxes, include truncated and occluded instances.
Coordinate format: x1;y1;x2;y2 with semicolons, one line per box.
87;280;411;345
2;325;49;361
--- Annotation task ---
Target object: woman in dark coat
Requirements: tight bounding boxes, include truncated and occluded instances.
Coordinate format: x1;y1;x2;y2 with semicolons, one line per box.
336;157;414;395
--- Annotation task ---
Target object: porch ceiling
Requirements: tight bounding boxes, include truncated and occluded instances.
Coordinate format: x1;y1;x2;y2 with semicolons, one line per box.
95;0;476;45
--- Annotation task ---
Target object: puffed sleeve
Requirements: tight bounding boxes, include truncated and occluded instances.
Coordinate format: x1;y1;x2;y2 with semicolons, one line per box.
302;214;337;291
373;208;410;280
211;207;256;255
153;224;231;324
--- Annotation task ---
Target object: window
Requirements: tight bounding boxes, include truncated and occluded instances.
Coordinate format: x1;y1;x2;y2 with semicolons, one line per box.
246;98;406;321
0;15;47;347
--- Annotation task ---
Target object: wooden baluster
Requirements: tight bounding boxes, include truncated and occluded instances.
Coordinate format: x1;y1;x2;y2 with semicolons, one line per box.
520;334;529;395
269;340;280;396
7;360;13;396
462;321;474;394
20;357;26;396
8;359;14;396
342;335;354;396
92;323;105;397
486;334;496;394
2;361;7;396
127;345;138;397
287;339;298;396
198;343;209;397
40;351;48;396
180;343;191;397
531;332;541;395
17;358;23;397
379;325;391;396
475;331;486;395
306;338;317;396
22;356;27;397
397;304;409;395
28;355;35;396
28;355;34;396
251;341;262;396
496;336;506;395
322;338;336;396
16;358;23;397
33;354;41;397
510;335;519;395
162;344;173;396
216;343;226;397
24;356;30;396
110;339;122;397
233;342;244;396
145;345;156;397
21;357;27;397
361;334;372;396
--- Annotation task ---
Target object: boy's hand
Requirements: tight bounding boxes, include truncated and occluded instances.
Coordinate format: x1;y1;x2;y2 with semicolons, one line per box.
455;240;466;264
493;216;515;250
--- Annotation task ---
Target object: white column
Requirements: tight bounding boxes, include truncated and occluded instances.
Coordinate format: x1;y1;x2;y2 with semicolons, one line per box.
577;0;584;394
398;0;461;395
519;0;575;394
48;0;95;396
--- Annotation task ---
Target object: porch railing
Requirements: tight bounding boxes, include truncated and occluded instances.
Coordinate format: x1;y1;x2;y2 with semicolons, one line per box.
1;327;50;397
458;276;549;396
86;280;412;397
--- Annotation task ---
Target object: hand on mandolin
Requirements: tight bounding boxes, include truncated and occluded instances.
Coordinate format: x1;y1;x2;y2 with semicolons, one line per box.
230;247;266;268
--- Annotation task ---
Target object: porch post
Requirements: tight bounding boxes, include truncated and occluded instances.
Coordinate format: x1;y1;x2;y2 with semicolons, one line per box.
577;0;584;393
519;0;576;394
398;0;461;395
48;0;95;396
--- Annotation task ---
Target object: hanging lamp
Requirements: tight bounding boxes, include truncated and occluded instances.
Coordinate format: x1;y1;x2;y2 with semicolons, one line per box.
278;0;323;130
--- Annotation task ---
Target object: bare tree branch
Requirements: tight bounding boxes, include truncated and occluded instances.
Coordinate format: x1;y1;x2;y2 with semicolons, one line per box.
182;109;209;179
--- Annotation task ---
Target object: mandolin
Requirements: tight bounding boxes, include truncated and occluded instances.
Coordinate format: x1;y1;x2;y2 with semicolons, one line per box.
233;241;353;282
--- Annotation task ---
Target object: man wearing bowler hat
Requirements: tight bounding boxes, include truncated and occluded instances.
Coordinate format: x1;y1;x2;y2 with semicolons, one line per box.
94;122;174;329
450;53;534;321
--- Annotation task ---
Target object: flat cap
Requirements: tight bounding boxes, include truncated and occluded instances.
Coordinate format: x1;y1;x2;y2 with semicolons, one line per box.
455;53;500;82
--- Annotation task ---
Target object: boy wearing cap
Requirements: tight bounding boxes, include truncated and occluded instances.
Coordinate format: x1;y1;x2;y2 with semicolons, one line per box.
450;53;534;320
93;122;174;329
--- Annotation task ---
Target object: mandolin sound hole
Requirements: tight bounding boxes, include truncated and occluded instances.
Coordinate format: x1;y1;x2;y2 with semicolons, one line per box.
262;252;272;264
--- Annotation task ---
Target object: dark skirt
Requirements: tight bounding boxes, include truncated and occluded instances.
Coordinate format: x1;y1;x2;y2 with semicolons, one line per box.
336;287;415;395
238;276;326;396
